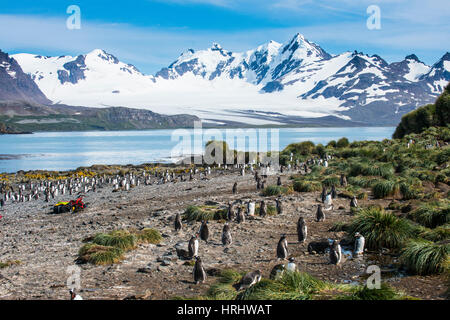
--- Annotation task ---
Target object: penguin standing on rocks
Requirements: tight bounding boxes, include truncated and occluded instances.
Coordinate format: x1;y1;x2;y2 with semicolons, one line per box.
174;213;182;232
316;204;325;222
236;207;245;223
321;187;327;203
340;174;348;187
353;232;365;256
259;200;267;217
232;182;238;194
193;256;207;284
297;217;307;243
275;198;283;215
256;178;261;190
199;220;209;243
276;235;288;260
188;234;199;258
329;240;342;265
331;185;337;199
0;198;4;209
222;223;232;246
247;201;255;217
350;196;358;208
237;270;262;290
277;176;282;186
227;202;236;221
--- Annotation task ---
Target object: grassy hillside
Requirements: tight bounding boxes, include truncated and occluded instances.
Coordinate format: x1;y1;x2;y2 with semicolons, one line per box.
394;83;450;139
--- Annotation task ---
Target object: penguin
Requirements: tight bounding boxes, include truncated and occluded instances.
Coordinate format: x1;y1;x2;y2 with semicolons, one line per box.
69;289;83;300
321;187;327;203
277;176;282;186
331;185;337;199
276;234;288;260
297;216;307;243
232;182;238;194
0;198;4;209
236;207;245;223
227;202;235;221
259;200;267;217
340;174;347;187
174;213;182;232
238;270;262;290
199;220;209;243
247;201;255;217
193;256;207;284
350;196;358;208
329;240;342;265
353;232;365;256
222;223;232;246
188;234;199;258
324;194;333;209
275;198;283;215
256;178;261;190
286;257;297;272
316;204;325;222
269;264;285;280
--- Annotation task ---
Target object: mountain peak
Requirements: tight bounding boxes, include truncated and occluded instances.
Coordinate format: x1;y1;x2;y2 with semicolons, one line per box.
211;42;223;51
87;49;119;64
405;54;420;62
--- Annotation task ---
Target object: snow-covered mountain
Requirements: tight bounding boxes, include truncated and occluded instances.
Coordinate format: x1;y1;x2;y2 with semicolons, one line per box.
10;33;450;125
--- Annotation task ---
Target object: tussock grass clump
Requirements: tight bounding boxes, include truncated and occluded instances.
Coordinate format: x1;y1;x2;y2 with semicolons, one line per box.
321;176;340;187
336;283;400;300
400;240;449;275
293;180;322;192
93;230;137;250
349;162;394;179
408;201;449;228
136;228;162;244
78;243;124;265
183;205;227;221
329;222;350;232
262;185;289;197
348;176;378;188
347;207;413;250
420;225;450;242
0;260;21;269
372;180;399;199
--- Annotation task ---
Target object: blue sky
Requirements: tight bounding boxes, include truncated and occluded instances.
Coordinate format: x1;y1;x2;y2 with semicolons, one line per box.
1;0;449;74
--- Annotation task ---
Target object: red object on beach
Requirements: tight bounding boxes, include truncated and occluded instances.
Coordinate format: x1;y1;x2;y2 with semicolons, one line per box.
0;215;3;220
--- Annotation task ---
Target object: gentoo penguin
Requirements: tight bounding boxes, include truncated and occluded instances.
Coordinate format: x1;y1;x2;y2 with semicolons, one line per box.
321;187;327;203
329;240;342;265
286;257;297;272
238;270;262;290
297;217;307;243
259;200;267;217
222;223;232;246
324;194;333;209
232;182;238;194
316;205;325;222
350;196;358;208
269;264;285;280
69;289;83;300
256;178;261;190
199;220;209;243
188;234;199;258
247;201;255;217
331;185;337;199
276;234;288;260
277;176;282;186
227;202;236;221
174;213;182;232
275;198;283;215
353;232;365;256
236;207;245;223
0;198;4;209
193;256;207;284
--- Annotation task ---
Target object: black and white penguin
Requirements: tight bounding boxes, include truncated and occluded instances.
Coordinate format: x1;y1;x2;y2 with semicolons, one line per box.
275;198;283;215
256;178;261;190
270;264;285;280
69;289;83;300
236;207;245;223
350;196;358;208
353;232;365;256
188;233;199;258
193;256;207;284
329;240;342;265
276;234;288;260
286;257;297;272
316;204;325;222
222;223;232;246
232;182;238;194
199;220;209;243
174;213;182;232
238;270;262;290
297;216;307;243
259;200;267;217
321;186;327;203
277;176;282;186
0;198;4;209
340;174;347;187
331;185;337;199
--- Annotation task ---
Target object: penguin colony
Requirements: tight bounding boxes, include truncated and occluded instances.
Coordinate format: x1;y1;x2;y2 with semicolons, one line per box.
1;155;364;298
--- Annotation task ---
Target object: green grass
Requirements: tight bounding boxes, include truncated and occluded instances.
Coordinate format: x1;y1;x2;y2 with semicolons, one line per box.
347;207;414;250
136;228;163;244
321;176;340;187
420;225;450;242
400;240;449;275
78;243;124;265
92;230;137;250
372;180;399;199
335;283;401;300
408;201;450;228
262;185;289;196
0;260;21;269
183;205;227;221
293;180;322;192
